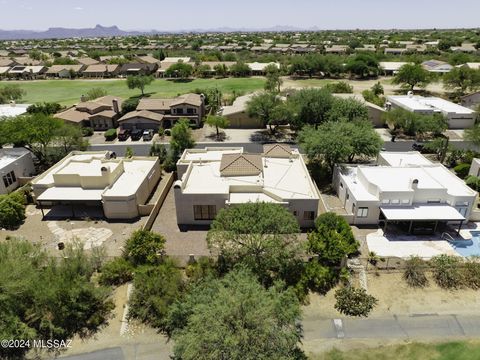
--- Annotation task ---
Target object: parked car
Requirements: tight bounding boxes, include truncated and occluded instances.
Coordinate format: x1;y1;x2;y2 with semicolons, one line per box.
118;128;131;141
131;129;143;141
142;129;154;141
412;142;425;152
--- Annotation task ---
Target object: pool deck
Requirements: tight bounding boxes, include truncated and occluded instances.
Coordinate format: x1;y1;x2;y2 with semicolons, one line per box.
366;223;480;259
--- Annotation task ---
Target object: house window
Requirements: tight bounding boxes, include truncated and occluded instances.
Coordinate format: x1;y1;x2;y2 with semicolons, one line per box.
176;108;184;115
381;199;390;204
340;182;343;188
427;199;441;204
456;207;468;217
357;207;368;218
187;108;196;114
391;199;400;204
293;211;298;216
303;211;315;220
193;205;216;220
401;199;410;204
346;193;349;200
2;171;16;188
352;203;356;213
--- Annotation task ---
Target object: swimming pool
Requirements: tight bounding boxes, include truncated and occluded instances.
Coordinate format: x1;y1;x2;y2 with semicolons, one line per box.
452;231;480;257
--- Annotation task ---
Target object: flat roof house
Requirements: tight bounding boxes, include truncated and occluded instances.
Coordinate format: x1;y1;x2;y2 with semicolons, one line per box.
334;152;477;234
174;145;320;228
31;151;161;219
387;95;476;129
0;149;35;195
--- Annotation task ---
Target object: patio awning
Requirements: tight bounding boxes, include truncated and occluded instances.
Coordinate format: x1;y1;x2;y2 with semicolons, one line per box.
37;187;104;202
380;205;465;222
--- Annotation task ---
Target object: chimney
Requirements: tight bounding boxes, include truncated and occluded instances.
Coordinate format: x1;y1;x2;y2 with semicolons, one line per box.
411;179;419;190
112;99;120;114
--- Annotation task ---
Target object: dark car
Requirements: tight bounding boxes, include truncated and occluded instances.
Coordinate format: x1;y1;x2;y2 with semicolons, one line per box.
412;142;425;152
131;129;143;141
118;128;130;141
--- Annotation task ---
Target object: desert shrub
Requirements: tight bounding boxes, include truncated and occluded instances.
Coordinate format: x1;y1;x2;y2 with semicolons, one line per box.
128;260;183;330
185;257;219;281
465;175;480;191
334;286;378;317
454;163;471;179
98;257;134;286
431;255;463;289
82;127;94;137
0;193;26;229
461;260;480;289
104;129;117;141
403;256;429;287
324;81;353;93
123;230;166;266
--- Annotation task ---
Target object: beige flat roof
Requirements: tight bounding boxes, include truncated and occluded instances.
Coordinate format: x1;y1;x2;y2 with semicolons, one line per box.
381;205;465;221
37;187;104;201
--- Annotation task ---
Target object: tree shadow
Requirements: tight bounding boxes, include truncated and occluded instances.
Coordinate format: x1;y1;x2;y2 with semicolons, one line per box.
205;131;227;142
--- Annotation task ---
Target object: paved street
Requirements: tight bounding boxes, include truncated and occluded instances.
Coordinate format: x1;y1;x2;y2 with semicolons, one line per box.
303;314;480;341
61;313;480;360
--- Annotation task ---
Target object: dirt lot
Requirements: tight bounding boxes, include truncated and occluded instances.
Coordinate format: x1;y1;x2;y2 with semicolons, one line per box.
304;271;480;320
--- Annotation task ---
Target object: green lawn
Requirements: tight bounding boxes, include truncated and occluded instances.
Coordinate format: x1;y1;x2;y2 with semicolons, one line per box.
6;77;266;106
315;341;480;360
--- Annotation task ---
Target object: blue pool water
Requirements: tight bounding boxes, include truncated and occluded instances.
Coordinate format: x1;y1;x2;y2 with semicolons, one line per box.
452;231;480;257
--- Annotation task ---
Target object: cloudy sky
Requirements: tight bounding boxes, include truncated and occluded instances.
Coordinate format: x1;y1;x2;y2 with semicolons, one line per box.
2;0;479;30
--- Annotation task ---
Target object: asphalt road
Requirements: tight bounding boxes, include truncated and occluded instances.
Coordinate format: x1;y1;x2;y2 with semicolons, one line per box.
303;313;480;341
60;313;480;360
89;139;479;157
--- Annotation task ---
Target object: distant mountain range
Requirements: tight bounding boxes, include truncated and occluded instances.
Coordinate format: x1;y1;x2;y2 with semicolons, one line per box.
0;24;324;40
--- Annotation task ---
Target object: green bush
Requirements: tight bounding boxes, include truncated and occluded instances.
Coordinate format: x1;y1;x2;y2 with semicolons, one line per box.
462;260;480;289
324;81;353;94
121;97;140;115
104;129;117;141
403;256;429;288
431;255;463;289
128;260;183;330
82;127;94;137
334;286;378;317
299;260;339;295
98;257;134;286
0;193;26;229
454;163;471;179
185;257;219;281
465;176;480;191
124;230;166;266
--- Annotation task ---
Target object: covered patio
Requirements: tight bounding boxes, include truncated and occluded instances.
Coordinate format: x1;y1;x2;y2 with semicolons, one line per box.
36;187;104;219
380;204;465;235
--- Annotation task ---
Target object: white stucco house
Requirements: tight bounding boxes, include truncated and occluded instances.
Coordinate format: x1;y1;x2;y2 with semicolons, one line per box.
333;152;477;233
387;95;476;129
31;151;161;219
174;145;320;228
0;149;35;195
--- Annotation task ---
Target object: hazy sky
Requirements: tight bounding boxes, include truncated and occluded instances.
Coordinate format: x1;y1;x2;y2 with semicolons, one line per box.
1;0;480;30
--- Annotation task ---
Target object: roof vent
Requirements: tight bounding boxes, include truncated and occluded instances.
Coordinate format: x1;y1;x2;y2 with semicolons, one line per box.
101;166;109;172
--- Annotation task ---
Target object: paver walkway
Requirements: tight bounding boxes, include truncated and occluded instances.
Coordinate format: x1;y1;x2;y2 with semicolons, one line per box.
47;221;113;249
